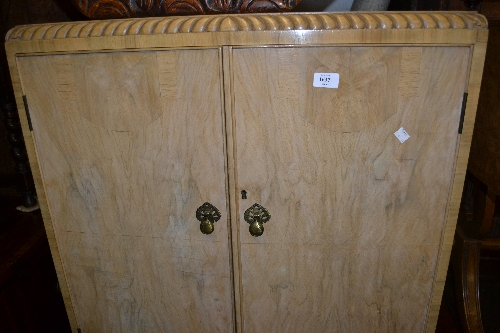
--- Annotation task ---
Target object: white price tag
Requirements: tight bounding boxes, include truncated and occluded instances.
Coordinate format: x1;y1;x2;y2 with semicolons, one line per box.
394;127;410;143
313;73;339;89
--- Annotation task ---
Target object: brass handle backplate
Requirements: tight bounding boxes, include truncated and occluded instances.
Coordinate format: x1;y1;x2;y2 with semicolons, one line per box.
196;202;221;235
244;203;271;237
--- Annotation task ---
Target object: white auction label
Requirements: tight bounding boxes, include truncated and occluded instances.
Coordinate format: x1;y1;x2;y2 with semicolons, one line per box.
394;127;410;143
313;73;339;88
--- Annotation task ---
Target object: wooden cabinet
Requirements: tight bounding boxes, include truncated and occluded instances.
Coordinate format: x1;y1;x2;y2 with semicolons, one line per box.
5;12;488;333
17;49;233;332
233;45;471;332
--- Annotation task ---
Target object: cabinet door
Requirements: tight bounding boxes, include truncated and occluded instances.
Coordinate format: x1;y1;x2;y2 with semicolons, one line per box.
18;49;233;332
233;46;470;332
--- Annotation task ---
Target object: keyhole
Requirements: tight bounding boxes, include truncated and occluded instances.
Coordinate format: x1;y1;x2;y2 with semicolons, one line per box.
241;190;247;199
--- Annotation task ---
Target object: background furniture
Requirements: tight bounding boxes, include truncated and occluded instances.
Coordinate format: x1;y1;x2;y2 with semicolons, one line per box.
72;0;303;18
293;0;355;11
451;1;500;331
0;2;82;332
453;171;500;333
0;0;86;210
5;12;487;333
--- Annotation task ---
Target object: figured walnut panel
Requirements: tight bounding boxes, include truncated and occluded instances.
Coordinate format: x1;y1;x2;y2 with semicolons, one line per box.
297;47;404;132
71;0;302;18
233;46;470;332
17;49;233;333
5;12;487;42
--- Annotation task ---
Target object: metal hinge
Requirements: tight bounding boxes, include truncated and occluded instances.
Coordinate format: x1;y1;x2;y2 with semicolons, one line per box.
22;95;33;132
458;92;468;134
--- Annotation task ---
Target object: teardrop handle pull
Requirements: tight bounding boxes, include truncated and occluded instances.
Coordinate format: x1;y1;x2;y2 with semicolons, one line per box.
196;202;221;235
244;203;271;237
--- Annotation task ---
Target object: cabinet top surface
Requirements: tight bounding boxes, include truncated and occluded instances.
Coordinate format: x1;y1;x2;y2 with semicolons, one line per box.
5;11;487;43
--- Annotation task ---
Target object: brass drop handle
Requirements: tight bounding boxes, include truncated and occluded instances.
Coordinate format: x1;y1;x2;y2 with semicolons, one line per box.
244;203;271;237
196;202;221;235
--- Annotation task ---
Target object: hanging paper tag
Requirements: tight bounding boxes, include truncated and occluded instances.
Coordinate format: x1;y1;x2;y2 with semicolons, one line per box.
394;127;410;143
313;73;340;89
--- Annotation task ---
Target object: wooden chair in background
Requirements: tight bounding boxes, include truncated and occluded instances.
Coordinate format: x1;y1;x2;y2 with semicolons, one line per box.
451;1;500;331
453;173;500;333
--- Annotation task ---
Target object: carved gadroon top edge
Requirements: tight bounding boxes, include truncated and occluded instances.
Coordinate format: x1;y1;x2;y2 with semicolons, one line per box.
6;12;487;42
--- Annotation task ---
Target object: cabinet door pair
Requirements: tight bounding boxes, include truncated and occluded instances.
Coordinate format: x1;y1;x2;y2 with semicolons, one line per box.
18;45;470;332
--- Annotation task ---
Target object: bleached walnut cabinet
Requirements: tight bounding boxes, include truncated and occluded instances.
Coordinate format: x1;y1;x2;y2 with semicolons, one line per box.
5;12;487;333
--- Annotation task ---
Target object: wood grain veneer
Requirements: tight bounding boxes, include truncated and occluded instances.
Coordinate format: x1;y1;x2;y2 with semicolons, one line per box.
17;49;233;332
233;45;469;332
4;12;488;333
